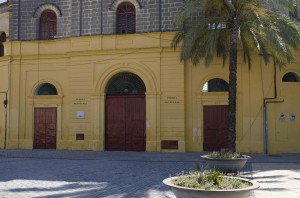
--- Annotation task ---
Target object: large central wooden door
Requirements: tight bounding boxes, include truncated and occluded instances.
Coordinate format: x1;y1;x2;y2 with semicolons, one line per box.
33;108;57;149
203;105;228;151
105;95;146;151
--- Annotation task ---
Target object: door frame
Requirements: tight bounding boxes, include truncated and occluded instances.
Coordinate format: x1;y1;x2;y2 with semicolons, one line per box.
95;67;160;152
28;96;62;149
195;91;228;151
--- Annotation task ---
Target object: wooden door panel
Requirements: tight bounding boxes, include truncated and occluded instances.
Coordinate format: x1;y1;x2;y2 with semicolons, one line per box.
34;108;46;149
105;95;146;151
45;108;57;149
34;108;57;149
105;96;126;151
125;121;146;151
106;124;126;151
46;124;56;149
125;95;146;151
203;105;228;151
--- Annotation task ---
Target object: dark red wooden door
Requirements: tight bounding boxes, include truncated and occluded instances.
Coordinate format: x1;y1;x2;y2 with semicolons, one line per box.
33;108;57;149
106;95;146;151
203;105;228;151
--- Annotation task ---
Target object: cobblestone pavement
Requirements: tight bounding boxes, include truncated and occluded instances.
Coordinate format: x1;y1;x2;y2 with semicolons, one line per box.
0;150;300;198
0;150;202;198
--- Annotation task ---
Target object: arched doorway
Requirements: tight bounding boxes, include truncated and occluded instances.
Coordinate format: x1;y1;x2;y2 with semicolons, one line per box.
202;78;229;151
33;83;58;149
105;72;146;151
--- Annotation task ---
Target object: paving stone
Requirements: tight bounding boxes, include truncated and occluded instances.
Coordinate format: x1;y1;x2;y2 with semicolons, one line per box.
0;150;300;198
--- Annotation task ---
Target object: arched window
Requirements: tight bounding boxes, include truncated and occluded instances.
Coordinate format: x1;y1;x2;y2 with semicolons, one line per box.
106;72;146;94
282;72;300;82
117;2;136;34
0;31;6;57
35;83;58;95
202;78;229;92
40;10;57;40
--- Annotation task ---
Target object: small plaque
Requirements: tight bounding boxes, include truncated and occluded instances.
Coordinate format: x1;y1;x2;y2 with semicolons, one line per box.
279;113;285;123
290;113;296;122
76;111;85;119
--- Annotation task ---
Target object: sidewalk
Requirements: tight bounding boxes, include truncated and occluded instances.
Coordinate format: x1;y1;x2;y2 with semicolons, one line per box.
0;149;299;198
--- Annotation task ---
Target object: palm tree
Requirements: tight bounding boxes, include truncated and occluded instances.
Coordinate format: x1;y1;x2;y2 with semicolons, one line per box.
172;0;300;152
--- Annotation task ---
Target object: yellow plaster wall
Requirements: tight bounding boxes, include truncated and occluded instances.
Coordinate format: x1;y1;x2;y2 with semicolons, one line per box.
0;57;9;149
0;32;300;153
267;61;300;153
184;49;300;154
1;33;186;152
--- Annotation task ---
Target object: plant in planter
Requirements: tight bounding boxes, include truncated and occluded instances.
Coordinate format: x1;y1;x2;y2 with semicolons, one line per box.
163;169;259;198
201;150;251;173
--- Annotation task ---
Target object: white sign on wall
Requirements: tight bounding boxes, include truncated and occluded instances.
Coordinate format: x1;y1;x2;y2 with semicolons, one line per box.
290;113;296;123
76;111;85;119
279;113;285;123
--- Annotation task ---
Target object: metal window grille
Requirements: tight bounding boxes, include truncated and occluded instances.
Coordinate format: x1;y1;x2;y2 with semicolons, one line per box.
106;72;146;94
207;78;229;92
282;72;300;82
35;83;58;95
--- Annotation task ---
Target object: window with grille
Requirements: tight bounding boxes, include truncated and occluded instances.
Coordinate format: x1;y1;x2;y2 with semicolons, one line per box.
117;2;136;34
0;31;6;57
40;10;57;40
282;72;300;82
35;83;58;95
106;72;146;94
202;78;229;92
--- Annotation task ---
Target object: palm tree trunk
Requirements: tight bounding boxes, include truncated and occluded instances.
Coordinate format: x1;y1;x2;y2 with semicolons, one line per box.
228;30;238;152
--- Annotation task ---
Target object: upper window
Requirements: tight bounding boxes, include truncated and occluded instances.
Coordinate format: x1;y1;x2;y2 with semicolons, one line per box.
202;78;229;92
35;83;58;95
40;10;57;40
282;72;300;82
0;31;6;57
117;2;136;34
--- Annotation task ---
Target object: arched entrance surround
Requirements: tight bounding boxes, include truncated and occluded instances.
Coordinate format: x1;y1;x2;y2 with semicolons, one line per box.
94;63;159;152
195;74;229;151
105;72;146;151
28;80;63;149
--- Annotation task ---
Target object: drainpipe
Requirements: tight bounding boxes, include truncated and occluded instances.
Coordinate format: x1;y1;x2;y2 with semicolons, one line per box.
263;61;284;154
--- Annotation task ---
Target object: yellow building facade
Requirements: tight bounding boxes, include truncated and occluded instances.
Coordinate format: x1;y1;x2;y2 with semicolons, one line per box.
0;32;299;153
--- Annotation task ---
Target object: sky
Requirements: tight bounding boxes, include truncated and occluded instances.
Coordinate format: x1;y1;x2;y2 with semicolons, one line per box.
0;0;7;3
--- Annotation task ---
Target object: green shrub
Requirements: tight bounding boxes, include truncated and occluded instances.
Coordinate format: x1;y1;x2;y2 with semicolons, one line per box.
173;169;251;190
207;149;246;159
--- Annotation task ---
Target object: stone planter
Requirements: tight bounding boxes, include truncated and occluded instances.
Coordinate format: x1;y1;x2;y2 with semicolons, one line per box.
163;176;259;198
201;155;251;173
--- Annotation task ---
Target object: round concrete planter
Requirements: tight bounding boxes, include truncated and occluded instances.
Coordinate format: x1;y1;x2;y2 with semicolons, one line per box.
163;176;259;198
201;155;250;173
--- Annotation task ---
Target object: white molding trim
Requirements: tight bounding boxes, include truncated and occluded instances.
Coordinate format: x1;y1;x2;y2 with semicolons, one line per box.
110;0;141;11
33;3;62;18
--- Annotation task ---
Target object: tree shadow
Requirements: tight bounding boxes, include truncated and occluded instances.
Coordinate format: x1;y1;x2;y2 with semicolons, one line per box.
0;158;190;197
